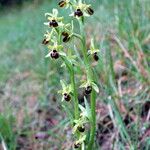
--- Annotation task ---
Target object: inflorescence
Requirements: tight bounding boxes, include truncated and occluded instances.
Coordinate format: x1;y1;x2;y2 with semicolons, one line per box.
42;0;99;149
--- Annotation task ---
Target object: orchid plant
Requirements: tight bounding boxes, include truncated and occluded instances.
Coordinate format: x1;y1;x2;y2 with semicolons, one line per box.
42;0;99;149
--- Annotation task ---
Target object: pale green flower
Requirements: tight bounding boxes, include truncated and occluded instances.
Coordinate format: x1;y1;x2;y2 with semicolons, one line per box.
88;38;99;55
44;8;63;26
58;80;72;101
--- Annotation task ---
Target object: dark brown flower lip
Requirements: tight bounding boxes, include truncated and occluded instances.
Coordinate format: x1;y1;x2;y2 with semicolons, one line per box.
64;93;71;101
62;31;69;37
63;36;70;43
64;93;67;96
93;52;99;61
77;126;85;132
85;86;92;95
49;20;58;27
74;9;83;17
50;50;59;59
74;143;81;149
53;49;57;52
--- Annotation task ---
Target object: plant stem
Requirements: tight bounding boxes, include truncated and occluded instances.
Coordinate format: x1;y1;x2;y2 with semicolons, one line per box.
70;66;80;119
58;28;79;120
88;91;96;150
78;18;96;150
61;57;79;119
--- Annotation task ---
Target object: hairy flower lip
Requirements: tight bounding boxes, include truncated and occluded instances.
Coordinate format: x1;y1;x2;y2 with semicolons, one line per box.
85;86;92;95
74;9;83;17
93;52;99;61
50;49;59;59
77;126;85;132
62;31;69;37
49;20;58;27
74;143;81;149
62;31;70;42
63;36;70;43
64;93;71;101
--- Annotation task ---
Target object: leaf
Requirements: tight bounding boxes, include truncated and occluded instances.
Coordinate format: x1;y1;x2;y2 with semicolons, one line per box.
61;96;64;102
79;104;89;119
71;20;74;32
2;139;7;150
45;13;52;17
79;104;86;113
44;22;49;26
60;80;66;89
60;63;66;68
84;97;92;121
90;38;95;49
52;8;58;17
91;82;99;93
59;51;66;56
62;104;74;120
45;52;50;58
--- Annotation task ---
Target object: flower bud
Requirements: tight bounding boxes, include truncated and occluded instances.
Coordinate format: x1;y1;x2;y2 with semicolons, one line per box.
58;1;66;7
86;7;94;15
62;32;69;37
85;86;92;95
74;9;83;17
63;36;70;43
93;52;99;61
50;50;59;59
49;20;58;27
64;93;71;101
42;39;49;45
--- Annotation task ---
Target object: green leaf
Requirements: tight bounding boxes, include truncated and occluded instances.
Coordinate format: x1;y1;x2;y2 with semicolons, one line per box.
59;51;66;56
84;97;92;121
60;80;66;89
62;104;74;121
91;82;99;93
79;104;86;113
52;8;58;17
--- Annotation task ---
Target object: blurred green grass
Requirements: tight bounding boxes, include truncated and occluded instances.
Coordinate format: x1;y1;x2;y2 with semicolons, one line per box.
0;0;55;82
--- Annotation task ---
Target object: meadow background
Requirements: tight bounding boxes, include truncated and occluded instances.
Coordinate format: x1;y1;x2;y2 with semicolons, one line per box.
0;0;150;149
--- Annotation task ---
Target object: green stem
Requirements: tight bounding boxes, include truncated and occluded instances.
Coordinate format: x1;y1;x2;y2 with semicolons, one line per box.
88;91;96;150
61;57;79;120
70;66;80;119
78;18;96;150
72;33;83;42
78;19;92;79
58;28;79;120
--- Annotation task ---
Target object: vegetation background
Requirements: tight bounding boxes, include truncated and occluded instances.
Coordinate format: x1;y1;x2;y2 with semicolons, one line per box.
0;0;149;149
